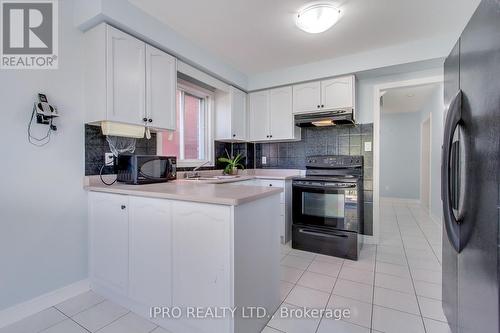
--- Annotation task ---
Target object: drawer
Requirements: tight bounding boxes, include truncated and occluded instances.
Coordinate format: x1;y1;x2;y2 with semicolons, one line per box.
259;180;285;188
292;225;360;260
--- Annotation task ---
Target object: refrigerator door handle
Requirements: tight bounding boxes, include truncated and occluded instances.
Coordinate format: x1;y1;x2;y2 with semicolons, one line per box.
442;90;468;252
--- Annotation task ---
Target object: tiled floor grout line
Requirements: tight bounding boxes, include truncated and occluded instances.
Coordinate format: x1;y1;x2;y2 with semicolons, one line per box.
394;204;428;333
408;207;443;265
267;248;317;332
93;310;131;332
50;306;91;333
313;258;345;333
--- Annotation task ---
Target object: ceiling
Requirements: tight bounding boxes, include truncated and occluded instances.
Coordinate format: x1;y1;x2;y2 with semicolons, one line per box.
128;0;480;75
381;84;440;114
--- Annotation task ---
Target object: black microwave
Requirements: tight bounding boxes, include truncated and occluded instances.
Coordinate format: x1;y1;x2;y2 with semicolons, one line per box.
115;155;176;185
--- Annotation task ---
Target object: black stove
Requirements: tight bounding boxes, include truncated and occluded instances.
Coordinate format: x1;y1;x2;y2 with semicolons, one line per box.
292;155;364;260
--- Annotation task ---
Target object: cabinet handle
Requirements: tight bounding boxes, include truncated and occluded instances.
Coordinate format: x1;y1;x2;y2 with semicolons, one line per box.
232;134;236;137
121;205;126;210
269;184;273;187
317;105;320;108
321;104;324;108
148;119;153;123
142;117;148;122
270;135;273;138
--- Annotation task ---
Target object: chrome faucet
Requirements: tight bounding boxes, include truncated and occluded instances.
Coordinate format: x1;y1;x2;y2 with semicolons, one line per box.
186;160;210;178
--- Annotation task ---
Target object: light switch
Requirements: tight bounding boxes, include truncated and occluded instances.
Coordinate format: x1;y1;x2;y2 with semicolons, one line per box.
262;156;267;165
364;141;372;152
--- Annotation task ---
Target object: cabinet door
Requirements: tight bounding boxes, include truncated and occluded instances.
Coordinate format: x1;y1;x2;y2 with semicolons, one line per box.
292;81;321;114
106;26;146;125
89;192;129;294
146;44;177;131
129;196;172;307
269;86;294;140
321;75;354;110
249;91;270;141
230;87;247;140
172;202;231;333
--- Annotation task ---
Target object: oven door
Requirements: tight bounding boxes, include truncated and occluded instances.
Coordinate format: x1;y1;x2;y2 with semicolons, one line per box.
292;182;359;232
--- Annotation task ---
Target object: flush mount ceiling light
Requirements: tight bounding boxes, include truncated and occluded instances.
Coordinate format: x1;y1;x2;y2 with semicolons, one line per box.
296;2;341;34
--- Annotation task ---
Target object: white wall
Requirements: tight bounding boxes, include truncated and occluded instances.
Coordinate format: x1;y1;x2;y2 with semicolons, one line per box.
420;84;444;221
356;67;443;123
380;111;422;199
247;37;453;91
0;0;87;311
75;0;248;90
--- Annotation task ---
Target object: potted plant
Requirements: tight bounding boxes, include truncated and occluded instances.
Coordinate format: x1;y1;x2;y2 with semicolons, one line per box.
218;150;245;175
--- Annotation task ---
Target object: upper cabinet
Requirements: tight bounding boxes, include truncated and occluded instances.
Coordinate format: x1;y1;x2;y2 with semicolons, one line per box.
292;81;321;113
215;86;247;141
249;86;301;142
145;45;177;131
321;76;354;111
84;24;177;131
105;26;145;126
292;75;355;114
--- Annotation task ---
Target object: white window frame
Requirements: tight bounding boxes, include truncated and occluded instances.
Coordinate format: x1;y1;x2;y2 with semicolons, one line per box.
157;80;215;168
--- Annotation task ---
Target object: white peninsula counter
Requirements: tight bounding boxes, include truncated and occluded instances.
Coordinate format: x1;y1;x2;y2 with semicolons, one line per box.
85;177;282;333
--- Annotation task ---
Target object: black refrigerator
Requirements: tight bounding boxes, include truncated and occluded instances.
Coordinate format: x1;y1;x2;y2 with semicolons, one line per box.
442;1;500;332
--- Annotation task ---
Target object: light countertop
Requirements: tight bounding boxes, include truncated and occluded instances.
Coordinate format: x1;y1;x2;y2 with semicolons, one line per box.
84;169;302;206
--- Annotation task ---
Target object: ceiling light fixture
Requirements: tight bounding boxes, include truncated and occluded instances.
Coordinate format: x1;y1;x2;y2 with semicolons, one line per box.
296;2;341;34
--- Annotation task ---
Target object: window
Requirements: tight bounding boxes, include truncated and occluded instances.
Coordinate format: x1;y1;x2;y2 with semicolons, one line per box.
159;80;214;167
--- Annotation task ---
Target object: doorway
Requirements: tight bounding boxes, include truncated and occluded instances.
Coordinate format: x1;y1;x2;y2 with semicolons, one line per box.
421;116;431;209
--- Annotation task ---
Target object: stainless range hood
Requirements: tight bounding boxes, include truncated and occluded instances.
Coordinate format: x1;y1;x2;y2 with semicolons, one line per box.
294;108;355;127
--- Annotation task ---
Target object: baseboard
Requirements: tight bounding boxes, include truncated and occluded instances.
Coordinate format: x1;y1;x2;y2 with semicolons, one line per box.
0;279;90;329
380;197;421;205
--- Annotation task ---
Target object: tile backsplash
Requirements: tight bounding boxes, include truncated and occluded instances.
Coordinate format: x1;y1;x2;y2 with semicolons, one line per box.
85;124;157;176
85;123;373;236
255;123;374;235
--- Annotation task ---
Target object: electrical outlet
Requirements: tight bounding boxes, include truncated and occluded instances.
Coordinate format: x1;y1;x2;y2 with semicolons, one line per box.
364;141;372;152
105;153;114;166
262;156;267;165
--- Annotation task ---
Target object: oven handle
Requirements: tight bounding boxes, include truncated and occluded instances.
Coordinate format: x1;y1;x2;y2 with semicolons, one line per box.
292;184;356;190
298;229;348;238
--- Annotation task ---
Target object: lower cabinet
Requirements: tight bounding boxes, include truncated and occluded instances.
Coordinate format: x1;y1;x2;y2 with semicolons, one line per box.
226;179;291;243
128;196;173;307
89;192;129;295
89;192;231;332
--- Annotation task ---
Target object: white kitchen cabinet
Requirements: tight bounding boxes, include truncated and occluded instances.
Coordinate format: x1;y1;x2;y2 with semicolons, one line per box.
128;196;173;307
225;178;292;244
88;191;280;333
292;75;355;114
145;44;177;130
249;90;270;141
84;23;177;131
321;76;355;110
269;86;297;140
249;87;300;142
215;86;247;141
105;25;146;126
89;192;129;295
292;81;321;113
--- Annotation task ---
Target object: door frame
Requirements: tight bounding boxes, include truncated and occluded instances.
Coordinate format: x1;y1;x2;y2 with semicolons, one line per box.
420;115;432;209
372;75;443;244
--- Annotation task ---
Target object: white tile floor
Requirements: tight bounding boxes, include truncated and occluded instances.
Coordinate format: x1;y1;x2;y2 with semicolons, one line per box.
1;200;450;333
265;200;450;333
